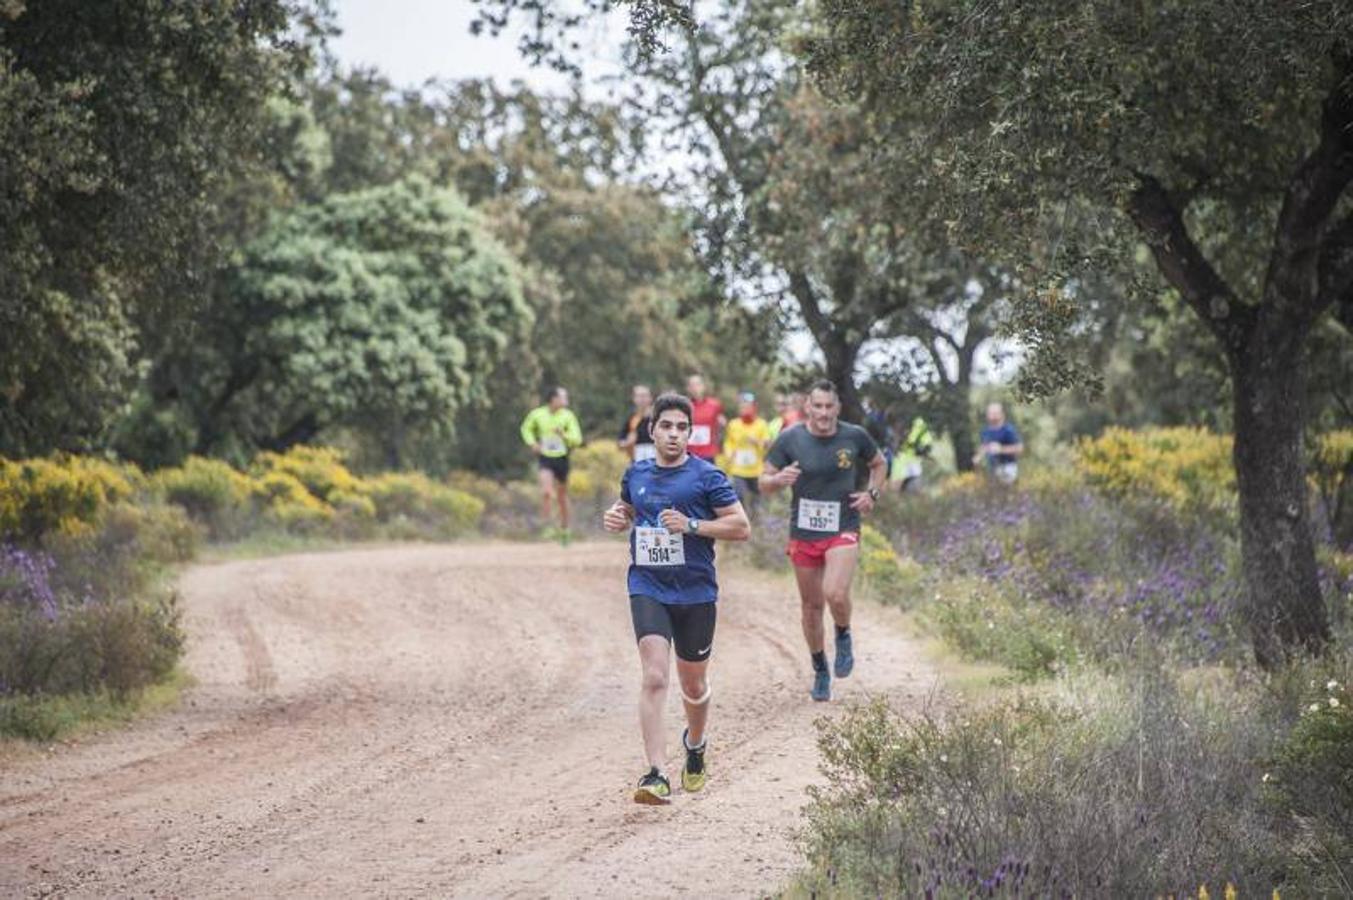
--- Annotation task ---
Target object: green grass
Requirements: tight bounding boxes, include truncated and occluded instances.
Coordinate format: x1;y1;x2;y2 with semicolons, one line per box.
0;668;192;743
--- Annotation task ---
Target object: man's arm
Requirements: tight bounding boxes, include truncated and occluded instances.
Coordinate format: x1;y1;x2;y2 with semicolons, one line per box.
564;411;584;448
848;453;888;511
659;502;750;541
520;410;541;453
759;461;800;494
603;499;635;533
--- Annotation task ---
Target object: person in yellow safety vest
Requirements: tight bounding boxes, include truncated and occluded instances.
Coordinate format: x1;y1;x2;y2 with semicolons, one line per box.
723;391;772;517
520;385;584;539
889;416;933;493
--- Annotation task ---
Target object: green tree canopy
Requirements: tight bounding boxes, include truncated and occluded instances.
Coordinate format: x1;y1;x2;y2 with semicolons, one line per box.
0;0;312;455
167;176;531;466
805;0;1353;663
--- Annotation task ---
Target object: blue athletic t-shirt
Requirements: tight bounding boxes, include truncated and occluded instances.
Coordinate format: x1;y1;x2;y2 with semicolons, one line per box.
980;422;1021;466
620;456;738;605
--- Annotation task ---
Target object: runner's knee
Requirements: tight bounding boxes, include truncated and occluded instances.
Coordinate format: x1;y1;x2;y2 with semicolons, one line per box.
825;587;851;608
641;666;668;693
800;592;826;612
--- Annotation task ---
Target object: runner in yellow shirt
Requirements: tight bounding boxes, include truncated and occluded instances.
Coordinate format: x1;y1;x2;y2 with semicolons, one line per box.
520;386;583;539
722;392;772;518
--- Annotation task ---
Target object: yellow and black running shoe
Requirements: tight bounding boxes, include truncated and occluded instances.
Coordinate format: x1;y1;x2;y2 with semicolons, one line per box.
681;729;707;793
634;767;672;805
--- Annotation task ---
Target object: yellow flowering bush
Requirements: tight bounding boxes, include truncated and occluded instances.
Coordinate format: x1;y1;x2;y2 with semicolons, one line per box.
0;455;141;539
251;445;366;505
859;524;924;605
1075;427;1236;512
365;472;484;537
1313;430;1352;538
567;441;629;501
251;469;333;530
153;455;256;535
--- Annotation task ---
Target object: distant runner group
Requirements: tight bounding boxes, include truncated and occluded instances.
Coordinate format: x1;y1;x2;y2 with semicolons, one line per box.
523;375;1023;805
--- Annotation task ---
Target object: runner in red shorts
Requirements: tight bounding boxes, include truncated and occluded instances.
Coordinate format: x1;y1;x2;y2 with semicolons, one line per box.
760;379;886;701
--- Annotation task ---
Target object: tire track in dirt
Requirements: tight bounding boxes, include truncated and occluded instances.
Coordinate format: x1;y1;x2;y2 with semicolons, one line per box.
0;541;937;898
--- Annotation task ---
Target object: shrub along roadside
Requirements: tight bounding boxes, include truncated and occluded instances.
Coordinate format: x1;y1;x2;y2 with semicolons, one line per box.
796;658;1353;898
790;448;1353;897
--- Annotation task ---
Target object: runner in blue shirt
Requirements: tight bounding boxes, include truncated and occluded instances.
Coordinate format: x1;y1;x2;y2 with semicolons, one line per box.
977;402;1024;485
603;392;751;805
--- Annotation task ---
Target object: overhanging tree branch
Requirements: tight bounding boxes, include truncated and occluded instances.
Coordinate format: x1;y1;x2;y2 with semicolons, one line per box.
1126;171;1255;351
1270;53;1353;323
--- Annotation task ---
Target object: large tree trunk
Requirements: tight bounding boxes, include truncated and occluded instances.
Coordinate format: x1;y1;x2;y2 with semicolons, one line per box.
951;341;978;473
824;342;864;423
1230;342;1330;666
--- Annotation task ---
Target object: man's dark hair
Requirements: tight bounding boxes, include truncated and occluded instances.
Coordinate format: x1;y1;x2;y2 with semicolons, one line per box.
808;378;839;398
652;391;693;425
545;385;566;402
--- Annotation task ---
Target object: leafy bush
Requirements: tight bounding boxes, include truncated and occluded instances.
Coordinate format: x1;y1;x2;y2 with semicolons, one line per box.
0;544;182;708
0;455;142;540
251;445;365;505
1075;426;1236;514
567;440;629;502
882;470;1249;668
1313;430;1353;543
798;664;1334;898
366;472;484;538
153;455;256;538
858;524;924;606
1266;676;1353;891
919;576;1084;680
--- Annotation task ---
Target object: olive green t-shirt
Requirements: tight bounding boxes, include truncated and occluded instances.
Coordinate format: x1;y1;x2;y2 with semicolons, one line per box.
766;422;879;539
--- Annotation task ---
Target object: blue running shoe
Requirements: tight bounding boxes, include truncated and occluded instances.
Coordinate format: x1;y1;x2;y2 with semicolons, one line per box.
811;668;831;702
834;630;854;678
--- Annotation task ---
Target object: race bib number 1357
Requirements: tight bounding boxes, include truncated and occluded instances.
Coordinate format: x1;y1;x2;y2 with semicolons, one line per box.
635;526;686;566
797;499;841;532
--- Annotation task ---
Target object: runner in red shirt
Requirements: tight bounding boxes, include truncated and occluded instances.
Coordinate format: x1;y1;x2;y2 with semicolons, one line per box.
685;373;726;461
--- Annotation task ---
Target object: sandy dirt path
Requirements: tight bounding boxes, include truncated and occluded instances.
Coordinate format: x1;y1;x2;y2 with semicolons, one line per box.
0;541;936;898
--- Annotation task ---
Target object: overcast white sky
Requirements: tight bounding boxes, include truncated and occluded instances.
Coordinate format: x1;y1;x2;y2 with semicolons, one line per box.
328;0;623;94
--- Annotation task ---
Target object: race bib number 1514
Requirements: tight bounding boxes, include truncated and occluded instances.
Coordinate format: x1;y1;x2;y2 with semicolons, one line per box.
635;527;686;566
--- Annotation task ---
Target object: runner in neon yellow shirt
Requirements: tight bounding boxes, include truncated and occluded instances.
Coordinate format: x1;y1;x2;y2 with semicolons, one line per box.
722;392;772;517
520;386;583;538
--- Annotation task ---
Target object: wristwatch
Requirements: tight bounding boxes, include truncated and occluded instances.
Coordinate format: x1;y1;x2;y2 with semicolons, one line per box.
868;487;881;501
686;518;701;534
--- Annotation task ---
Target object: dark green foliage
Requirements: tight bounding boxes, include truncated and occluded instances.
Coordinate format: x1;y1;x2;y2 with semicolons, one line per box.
0;0;311;455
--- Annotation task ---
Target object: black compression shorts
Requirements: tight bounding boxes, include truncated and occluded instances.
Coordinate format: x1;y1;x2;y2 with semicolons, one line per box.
537;454;569;483
630;595;717;662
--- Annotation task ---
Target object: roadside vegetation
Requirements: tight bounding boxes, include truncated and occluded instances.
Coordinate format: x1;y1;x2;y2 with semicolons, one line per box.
792;429;1353;898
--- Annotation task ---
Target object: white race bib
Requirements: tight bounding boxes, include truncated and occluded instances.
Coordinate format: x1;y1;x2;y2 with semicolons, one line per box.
633;443;658;463
541;434;566;454
733;448;758;468
635;526;686;567
797;499;841;532
690;425;712;446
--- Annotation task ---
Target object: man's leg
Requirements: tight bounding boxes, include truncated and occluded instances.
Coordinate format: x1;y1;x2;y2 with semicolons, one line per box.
823;542;861;678
637;634;670;769
672;601;715;791
822;543;860;630
793;564;827;653
556;480;570;531
675;657;711;746
537;467;555;525
793;561;833;701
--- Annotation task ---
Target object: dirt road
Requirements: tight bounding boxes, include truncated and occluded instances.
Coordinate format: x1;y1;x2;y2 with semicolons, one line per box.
1;541;935;898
